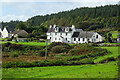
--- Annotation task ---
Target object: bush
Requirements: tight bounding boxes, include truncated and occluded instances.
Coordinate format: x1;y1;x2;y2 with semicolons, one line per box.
38;50;45;57
48;42;71;50
9;44;23;51
3;44;45;51
80;58;94;64
2;54;10;57
99;57;116;63
11;53;19;57
4;42;11;47
51;45;70;53
68;44;109;56
2;61;31;68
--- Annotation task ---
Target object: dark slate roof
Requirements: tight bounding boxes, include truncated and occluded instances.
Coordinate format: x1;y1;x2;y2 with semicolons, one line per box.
47;26;55;33
13;30;28;35
47;26;72;33
0;23;2;28
72;31;95;38
6;27;14;33
72;32;79;37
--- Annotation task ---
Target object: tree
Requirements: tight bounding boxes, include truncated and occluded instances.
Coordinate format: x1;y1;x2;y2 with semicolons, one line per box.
15;22;27;30
104;33;112;43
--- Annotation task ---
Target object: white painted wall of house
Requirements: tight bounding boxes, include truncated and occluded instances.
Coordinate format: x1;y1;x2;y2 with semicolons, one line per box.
71;33;103;44
50;32;72;43
92;33;103;42
72;38;88;44
2;27;10;38
47;26;103;44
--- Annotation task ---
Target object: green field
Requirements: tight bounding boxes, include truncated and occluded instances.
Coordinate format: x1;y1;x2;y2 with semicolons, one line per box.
1;41;76;46
1;41;50;46
94;47;119;63
2;46;119;78
2;61;118;78
103;43;120;44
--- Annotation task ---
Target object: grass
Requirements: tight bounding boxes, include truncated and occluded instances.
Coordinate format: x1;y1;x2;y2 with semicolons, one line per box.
103;43;120;44
94;46;119;63
1;41;77;46
2;46;119;78
1;41;50;46
2;61;118;78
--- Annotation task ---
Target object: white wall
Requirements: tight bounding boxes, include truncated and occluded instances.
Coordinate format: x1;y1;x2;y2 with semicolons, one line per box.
72;38;88;44
92;33;103;42
2;27;9;38
50;32;72;43
46;26;103;44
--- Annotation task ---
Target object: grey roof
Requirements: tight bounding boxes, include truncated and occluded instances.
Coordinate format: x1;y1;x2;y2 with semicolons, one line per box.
47;26;54;33
6;27;14;33
72;32;80;37
13;30;28;35
47;26;72;33
0;23;2;28
72;31;95;38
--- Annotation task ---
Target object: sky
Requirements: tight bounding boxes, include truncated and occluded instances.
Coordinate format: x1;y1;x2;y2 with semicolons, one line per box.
0;0;119;22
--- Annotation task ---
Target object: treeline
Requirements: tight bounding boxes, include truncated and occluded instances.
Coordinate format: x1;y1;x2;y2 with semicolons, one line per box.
26;5;120;30
2;20;22;30
2;5;120;35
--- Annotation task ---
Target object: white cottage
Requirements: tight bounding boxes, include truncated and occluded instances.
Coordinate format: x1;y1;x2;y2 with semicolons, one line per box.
0;27;13;38
47;25;103;44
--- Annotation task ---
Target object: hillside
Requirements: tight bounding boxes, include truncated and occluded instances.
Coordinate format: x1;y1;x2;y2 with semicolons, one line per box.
2;5;120;35
26;5;120;30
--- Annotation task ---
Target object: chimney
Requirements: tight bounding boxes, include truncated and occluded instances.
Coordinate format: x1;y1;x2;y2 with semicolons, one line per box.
49;25;52;28
53;24;56;28
72;25;75;29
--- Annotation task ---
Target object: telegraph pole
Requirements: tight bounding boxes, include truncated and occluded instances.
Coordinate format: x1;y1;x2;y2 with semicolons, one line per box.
45;39;47;60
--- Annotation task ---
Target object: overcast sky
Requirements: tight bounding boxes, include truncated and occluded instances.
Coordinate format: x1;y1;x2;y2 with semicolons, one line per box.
0;0;119;22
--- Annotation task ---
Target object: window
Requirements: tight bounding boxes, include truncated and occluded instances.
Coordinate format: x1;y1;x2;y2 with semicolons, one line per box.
66;33;67;35
96;35;98;38
59;38;61;40
66;38;67;40
55;38;57;40
55;33;57;35
74;38;76;41
60;33;62;35
50;37;51;39
83;38;84;41
78;38;80;41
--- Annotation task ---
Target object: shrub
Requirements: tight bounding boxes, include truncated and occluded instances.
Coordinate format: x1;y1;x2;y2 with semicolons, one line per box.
80;58;94;64
51;45;70;53
4;42;11;47
2;61;31;68
48;42;71;50
68;44;109;56
99;57;116;63
2;54;10;57
38;50;45;57
9;44;23;51
11;53;19;57
4;44;45;51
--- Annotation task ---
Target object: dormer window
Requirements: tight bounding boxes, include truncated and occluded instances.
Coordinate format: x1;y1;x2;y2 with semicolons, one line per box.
65;27;69;32
96;35;98;38
55;27;59;32
66;33;67;35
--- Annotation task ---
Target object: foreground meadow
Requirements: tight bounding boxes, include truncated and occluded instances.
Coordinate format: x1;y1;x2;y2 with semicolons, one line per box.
2;61;118;78
2;46;119;78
